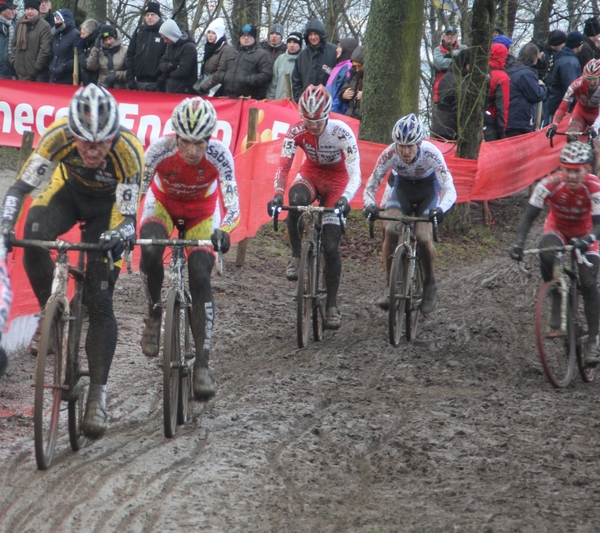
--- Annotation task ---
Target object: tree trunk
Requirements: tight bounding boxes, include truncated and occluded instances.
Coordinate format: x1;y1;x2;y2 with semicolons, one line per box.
359;0;424;143
456;0;494;160
533;0;555;42
80;0;106;23
231;0;262;38
173;0;189;29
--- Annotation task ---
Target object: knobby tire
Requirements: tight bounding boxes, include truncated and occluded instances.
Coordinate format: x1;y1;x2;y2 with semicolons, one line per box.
163;290;180;438
389;247;409;346
177;305;193;425
572;287;597;383
406;255;424;342
297;242;312;348
312;244;324;342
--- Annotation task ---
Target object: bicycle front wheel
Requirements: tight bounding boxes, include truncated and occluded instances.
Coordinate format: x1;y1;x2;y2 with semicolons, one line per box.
406;256;424;342
163;290;181;438
297;242;313;348
389;247;409;346
34;299;66;470
177;305;193;425
535;281;576;388
312;246;324;342
572;288;597;383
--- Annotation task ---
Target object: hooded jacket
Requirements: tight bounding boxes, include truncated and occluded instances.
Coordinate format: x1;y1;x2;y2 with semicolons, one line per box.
326;38;359;113
10;14;53;81
268;49;299;99
485;43;510;140
126;16;167;83
338;44;364;119
546;46;582;117
158;30;197;94
0;14;16;79
86;29;128;89
48;9;79;84
506;61;547;132
291;18;337;101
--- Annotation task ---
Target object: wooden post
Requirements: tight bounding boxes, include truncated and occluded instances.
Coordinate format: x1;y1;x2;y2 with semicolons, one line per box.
235;108;260;267
284;73;292;100
18;131;34;173
73;47;79;86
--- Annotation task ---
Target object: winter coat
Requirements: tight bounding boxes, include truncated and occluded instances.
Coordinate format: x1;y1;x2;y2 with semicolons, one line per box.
158;31;197;94
485;43;510;141
291;18;337;101
430;67;465;141
268;50;299;99
578;36;600;69
506;62;547;132
546;46;581;117
203;41;272;100
338;45;364;119
260;39;286;64
126;19;167;84
77;29;99;85
201;38;232;76
48;9;80;84
327;60;353;113
0;15;16;79
11;14;53;81
86;30;128;89
432;40;467;102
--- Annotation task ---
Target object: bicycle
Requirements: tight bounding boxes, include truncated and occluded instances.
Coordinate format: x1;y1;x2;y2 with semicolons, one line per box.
12;224;107;470
369;211;438;346
547;129;594;148
136;220;223;438
272;205;344;349
521;245;597;388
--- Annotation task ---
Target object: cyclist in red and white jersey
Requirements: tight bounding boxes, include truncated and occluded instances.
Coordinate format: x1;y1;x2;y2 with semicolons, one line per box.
363;114;456;313
267;84;361;330
140;97;240;400
510;141;600;367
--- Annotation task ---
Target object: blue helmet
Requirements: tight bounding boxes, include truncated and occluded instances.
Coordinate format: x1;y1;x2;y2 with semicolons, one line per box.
392;113;425;145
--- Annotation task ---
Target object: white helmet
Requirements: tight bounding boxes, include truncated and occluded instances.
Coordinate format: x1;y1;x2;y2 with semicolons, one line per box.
171;97;217;140
392;113;425;145
68;84;120;142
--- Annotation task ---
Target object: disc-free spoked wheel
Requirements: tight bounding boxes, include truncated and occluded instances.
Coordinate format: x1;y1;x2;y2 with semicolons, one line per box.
297;242;313;348
34;299;66;470
572;288;597;383
177;305;193;425
535;281;576;388
164;290;181;438
312;247;324;342
67;286;88;451
406;255;424;342
389;247;409;346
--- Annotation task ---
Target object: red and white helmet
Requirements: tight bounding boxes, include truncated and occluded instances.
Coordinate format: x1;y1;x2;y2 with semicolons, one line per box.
583;58;600;78
298;84;332;121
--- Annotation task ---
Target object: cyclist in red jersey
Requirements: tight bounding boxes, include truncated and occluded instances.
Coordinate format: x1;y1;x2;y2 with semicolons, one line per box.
267;84;361;330
139;97;240;400
510;142;600;367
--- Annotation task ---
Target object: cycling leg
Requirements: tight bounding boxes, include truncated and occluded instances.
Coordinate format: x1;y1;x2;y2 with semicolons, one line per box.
188;250;216;400
538;233;563;282
322;220;343;329
286;183;312;280
579;254;600;366
414;187;438;315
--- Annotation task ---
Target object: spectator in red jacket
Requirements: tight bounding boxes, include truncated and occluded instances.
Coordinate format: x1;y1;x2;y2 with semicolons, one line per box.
484;43;510;141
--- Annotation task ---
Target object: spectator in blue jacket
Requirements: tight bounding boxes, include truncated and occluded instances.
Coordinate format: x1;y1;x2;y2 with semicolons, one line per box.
546;30;583;119
49;8;80;84
505;42;547;137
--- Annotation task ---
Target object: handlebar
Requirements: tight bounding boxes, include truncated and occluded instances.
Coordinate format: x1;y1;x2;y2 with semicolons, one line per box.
135;238;223;275
271;205;345;235
12;238;114;270
517;244;591;274
548;130;590;148
367;209;439;243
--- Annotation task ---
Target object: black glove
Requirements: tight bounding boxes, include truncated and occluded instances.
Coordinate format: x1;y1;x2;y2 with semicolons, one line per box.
546;123;558;139
127;79;138;91
156;73;167;92
429;207;444;225
1;219;14;253
167;63;177;72
94;33;102;49
363;204;380;220
334;196;351;217
211;229;230;254
509;244;524;261
570;235;595;253
267;193;283;216
100;229;125;258
103;73;116;88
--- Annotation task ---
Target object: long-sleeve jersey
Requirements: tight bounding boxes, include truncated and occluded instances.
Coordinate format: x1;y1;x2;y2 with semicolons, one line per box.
274;119;361;202
554;76;600;123
363;141;457;212
2;116;144;225
143;134;240;232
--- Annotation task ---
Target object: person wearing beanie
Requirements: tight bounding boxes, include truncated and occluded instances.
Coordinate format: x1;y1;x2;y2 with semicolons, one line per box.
39;0;53;27
198;23;272;99
126;1;167;91
267;30;303;99
77;19;100;85
157;19;197;93
492;34;513;51
291;17;337;101
86;25;128;89
339;44;365;119
192;17;231;96
580;17;600;69
0;0;17;79
325;37;359;113
547;30;584;118
10;0;53;81
260;22;286;63
48;8;79;84
432;26;467;103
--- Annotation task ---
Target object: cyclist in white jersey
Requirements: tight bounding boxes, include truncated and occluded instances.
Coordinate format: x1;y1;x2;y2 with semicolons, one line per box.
363;114;456;313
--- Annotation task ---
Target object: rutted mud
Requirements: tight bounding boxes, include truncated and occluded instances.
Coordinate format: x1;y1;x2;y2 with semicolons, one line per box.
1;157;600;531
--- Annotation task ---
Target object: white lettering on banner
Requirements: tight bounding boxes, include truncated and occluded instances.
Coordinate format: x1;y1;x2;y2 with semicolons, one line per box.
0;101;11;133
272;120;291;140
15;103;33;135
163;118;174;136
119;103;138;131
137;115;162;145
215;120;232;147
36;106;54;134
56;107;69;121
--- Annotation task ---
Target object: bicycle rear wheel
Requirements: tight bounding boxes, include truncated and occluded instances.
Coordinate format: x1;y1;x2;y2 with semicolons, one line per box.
406;255;424;342
34;299;66;470
389;247;409;346
297;242;313;348
67;283;88;451
535;281;576;388
572;288;597;383
177;305;193;425
163;290;181;438
312;246;324;342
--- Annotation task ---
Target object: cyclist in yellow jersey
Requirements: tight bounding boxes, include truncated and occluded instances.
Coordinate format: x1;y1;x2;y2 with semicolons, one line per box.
1;84;144;438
